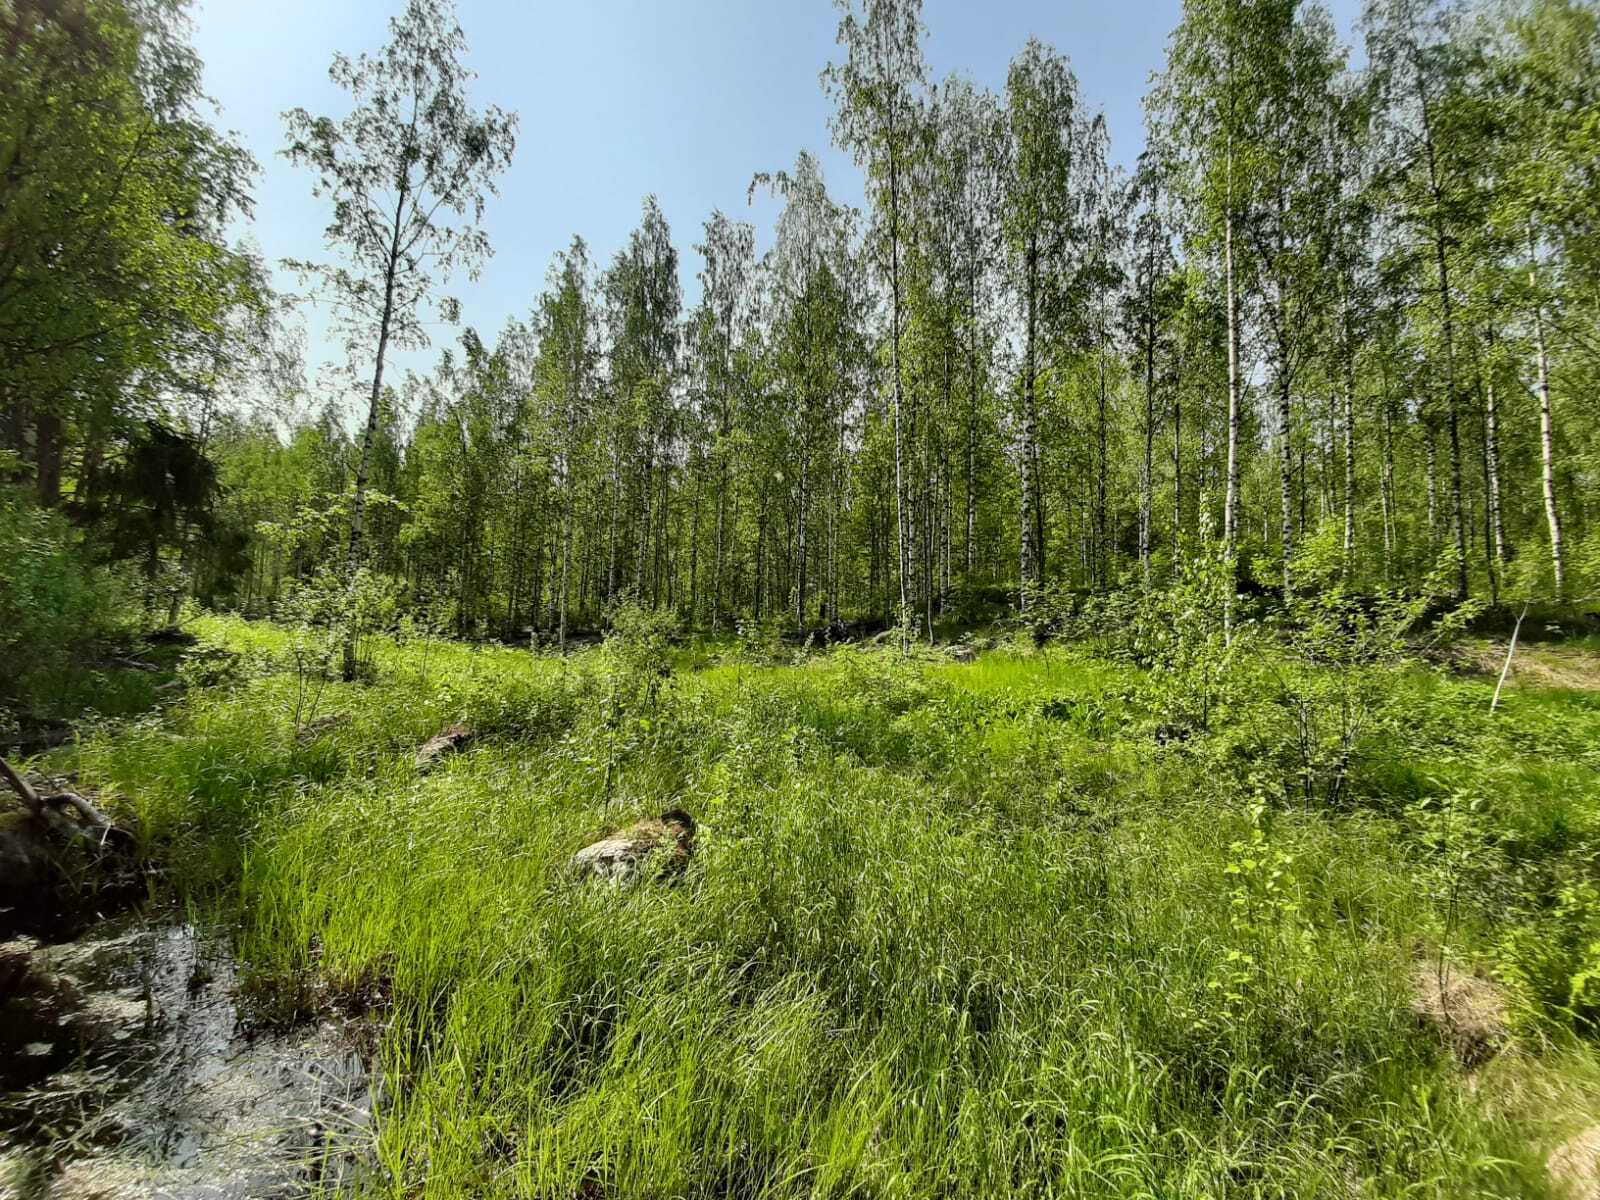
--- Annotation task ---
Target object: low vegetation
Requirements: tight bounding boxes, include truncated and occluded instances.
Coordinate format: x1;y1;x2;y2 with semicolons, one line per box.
9;597;1587;1197
4;0;1600;1194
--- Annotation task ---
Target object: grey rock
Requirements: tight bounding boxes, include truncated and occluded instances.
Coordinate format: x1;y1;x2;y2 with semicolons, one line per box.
571;810;695;883
414;723;473;771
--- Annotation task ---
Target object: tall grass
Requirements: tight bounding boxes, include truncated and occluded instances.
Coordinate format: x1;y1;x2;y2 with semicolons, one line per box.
66;617;1600;1197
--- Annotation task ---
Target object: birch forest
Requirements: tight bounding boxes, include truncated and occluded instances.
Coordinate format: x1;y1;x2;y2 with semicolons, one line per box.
8;2;1600;1196
10;0;1597;650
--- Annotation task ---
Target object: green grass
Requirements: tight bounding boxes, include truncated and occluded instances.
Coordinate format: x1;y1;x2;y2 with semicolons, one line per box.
48;616;1600;1197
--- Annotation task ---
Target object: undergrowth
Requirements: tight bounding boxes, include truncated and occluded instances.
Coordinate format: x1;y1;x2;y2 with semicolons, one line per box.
45;608;1600;1198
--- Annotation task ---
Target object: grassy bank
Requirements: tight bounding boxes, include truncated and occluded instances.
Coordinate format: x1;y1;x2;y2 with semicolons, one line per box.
48;614;1600;1197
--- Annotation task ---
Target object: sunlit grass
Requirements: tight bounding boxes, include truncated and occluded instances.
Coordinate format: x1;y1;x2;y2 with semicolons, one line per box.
54;616;1600;1197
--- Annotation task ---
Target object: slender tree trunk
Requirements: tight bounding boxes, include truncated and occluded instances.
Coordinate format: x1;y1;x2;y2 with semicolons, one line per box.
965;266;979;580
559;378;576;651
830;403;844;622
341;176;408;681
688;455;701;624
1530;267;1565;597
637;435;653;600
1467;335;1499;603
1019;238;1042;611
1172;362;1182;564
938;454;946;614
889;143;909;648
1379;373;1395;574
1425;420;1439;552
34;409;61;508
754;502;767;620
1482;327;1507;574
1420;98;1467;598
1278;358;1294;599
1096;334;1109;591
939;333;953;618
1222;208;1242;557
1141;260;1156;583
1221;17;1241;564
606;444;620;603
923;382;934;639
1342;352;1355;568
795;427;809;632
713;389;730;632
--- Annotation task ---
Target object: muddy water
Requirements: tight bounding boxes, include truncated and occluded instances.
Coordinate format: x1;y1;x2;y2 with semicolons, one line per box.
0;912;373;1199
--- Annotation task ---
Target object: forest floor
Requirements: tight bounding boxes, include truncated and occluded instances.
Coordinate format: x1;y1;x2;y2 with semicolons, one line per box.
1454;635;1600;694
4;615;1600;1198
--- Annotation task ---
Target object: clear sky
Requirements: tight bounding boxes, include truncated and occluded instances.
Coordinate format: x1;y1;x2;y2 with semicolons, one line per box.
189;0;1362;397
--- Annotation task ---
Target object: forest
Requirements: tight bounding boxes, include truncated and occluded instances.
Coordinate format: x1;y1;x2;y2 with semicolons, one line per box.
5;0;1598;661
3;0;1600;1196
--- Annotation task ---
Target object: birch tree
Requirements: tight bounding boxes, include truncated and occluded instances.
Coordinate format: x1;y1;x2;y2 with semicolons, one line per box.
1002;39;1085;610
825;0;927;645
284;0;515;677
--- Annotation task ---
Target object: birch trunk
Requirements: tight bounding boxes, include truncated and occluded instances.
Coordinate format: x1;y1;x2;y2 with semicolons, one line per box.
1018;238;1042;611
341;174;409;681
1482;328;1507;573
1530;273;1565;596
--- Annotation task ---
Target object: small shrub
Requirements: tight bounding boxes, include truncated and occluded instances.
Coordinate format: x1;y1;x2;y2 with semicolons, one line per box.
1261;534;1477;809
1496;879;1600;1032
0;491;142;713
1130;540;1251;738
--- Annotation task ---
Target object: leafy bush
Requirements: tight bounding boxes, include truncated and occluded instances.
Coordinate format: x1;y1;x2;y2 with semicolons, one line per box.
1497;879;1600;1031
1248;535;1479;810
940;580;1014;627
271;567;401;706
1110;540;1251;739
0;490;141;713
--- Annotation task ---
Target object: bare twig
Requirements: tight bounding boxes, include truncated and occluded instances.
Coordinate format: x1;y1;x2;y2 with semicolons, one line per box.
0;753;44;817
0;753;131;850
1489;603;1528;717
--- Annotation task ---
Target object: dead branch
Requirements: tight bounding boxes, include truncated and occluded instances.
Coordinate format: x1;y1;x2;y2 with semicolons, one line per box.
1490;602;1528;717
0;753;132;850
0;753;44;818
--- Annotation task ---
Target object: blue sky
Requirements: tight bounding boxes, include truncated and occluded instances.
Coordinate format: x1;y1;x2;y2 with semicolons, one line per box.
190;0;1362;396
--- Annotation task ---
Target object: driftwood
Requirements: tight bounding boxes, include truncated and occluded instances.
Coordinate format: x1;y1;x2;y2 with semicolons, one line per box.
571;809;695;883
0;754;132;851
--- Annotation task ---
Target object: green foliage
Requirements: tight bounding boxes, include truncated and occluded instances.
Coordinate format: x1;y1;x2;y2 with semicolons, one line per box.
599;597;677;713
1083;541;1246;738
47;615;1600;1196
273;567;399;713
0;492;140;714
1;0;264;505
728;613;788;665
1196;797;1312;1035
9;0;1600;1182
1497;879;1600;1033
1258;533;1463;808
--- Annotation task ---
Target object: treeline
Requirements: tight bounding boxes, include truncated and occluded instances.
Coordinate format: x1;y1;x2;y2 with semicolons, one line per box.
5;0;1599;650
